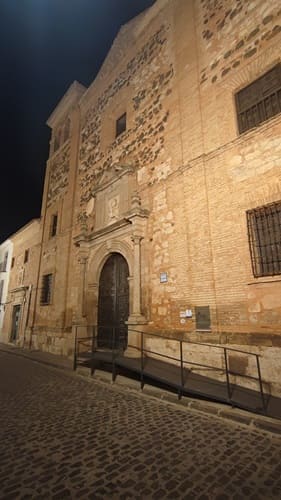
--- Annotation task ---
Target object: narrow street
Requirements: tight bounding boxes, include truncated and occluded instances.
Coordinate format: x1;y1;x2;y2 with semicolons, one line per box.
0;350;281;499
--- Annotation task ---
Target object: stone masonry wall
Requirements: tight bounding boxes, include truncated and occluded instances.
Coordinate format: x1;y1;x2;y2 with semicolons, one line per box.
198;0;281;88
47;143;70;208
30;0;281;397
78;18;175;219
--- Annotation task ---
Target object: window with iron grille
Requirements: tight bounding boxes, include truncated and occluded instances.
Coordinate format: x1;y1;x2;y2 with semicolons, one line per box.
116;113;126;137
247;201;281;277
40;274;53;305
50;214;58;238
235;64;281;134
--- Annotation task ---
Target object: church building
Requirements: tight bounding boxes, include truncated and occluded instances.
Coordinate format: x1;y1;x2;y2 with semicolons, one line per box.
2;0;281;396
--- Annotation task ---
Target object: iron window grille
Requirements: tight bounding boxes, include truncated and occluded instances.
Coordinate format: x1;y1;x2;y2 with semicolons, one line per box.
247;201;281;277
116;113;126;137
40;274;53;305
235;64;281;134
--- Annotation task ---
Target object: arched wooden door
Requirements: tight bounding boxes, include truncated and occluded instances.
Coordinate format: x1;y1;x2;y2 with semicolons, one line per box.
97;253;129;349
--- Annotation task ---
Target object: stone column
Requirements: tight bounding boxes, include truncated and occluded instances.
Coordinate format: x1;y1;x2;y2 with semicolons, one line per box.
131;234;142;317
126;234;146;357
80;257;87;318
72;252;90;356
79;255;88;319
73;254;88;338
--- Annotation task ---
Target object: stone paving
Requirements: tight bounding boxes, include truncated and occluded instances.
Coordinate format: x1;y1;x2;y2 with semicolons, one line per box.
1;351;281;499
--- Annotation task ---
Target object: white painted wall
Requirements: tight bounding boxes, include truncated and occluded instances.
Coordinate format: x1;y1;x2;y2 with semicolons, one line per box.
0;239;13;336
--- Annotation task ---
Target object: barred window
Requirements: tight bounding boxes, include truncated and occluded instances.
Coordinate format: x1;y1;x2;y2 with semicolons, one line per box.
40;274;53;305
116;113;126;137
247;201;281;277
236;64;281;134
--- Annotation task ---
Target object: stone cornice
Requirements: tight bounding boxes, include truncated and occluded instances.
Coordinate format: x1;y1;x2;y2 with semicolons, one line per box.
47;81;86;129
74;218;132;247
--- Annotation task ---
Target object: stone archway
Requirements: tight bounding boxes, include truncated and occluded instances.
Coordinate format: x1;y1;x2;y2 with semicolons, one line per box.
97;253;129;349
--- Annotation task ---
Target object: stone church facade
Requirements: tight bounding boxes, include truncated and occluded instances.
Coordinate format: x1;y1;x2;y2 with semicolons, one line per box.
2;0;281;394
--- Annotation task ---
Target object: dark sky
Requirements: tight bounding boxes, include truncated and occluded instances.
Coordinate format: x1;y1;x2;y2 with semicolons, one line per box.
0;0;155;242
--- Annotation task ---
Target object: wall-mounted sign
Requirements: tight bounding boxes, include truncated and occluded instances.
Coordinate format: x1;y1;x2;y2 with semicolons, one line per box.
160;272;168;283
180;309;193;318
180;318;186;324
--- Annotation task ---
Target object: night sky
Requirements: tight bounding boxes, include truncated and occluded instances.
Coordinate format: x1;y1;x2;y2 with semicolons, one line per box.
0;0;155;242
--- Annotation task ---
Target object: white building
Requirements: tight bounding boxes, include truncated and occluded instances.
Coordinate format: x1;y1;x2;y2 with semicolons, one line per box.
0;239;13;338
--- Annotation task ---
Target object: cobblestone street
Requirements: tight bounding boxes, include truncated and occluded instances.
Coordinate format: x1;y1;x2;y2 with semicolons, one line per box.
1;350;281;499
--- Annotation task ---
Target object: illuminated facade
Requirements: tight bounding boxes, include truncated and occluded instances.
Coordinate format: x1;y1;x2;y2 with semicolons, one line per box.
1;0;281;394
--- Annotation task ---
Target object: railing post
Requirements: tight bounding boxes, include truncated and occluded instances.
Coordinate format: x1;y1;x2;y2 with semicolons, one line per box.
179;340;184;400
91;325;95;354
224;348;232;401
73;325;77;371
256;355;266;412
112;326;116;352
91;325;95;376
140;331;144;389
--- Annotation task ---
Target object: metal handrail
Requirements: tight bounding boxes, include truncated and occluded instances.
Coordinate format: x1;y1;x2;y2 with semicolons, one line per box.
73;324;266;411
129;328;262;357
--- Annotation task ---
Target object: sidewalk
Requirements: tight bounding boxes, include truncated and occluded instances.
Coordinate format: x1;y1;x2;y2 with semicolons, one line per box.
1;342;281;436
0;342;73;371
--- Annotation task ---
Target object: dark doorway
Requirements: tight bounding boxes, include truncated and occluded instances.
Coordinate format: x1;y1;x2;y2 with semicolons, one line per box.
10;305;21;342
98;253;129;349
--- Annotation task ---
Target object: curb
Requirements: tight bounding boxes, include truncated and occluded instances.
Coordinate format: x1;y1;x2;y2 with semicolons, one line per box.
0;345;73;372
90;369;281;437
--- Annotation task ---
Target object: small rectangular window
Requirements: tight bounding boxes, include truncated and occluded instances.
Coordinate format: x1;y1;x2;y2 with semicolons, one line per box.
0;280;4;304
11;257;15;269
24;249;29;264
116;113;126;137
195;306;211;330
40;274;53;305
247;200;281;277
236;64;281;134
50;214;58;238
3;252;8;271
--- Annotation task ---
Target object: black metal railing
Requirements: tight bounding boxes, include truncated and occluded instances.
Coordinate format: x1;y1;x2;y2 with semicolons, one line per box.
73;325;266;412
73;325;125;371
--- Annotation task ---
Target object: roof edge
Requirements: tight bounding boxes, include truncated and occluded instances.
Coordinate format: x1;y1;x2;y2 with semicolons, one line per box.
47;80;87;129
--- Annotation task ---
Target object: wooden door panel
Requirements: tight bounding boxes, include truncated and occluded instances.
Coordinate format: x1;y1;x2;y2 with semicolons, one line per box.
98;253;129;349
